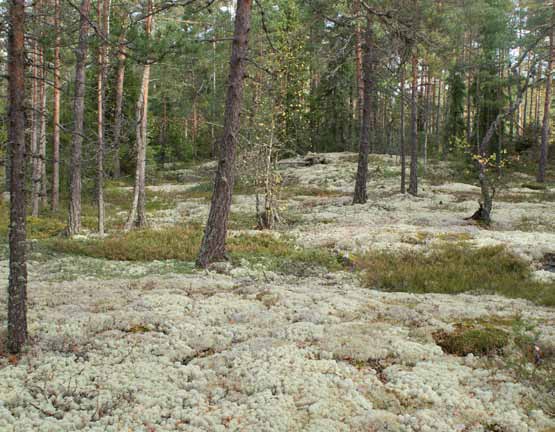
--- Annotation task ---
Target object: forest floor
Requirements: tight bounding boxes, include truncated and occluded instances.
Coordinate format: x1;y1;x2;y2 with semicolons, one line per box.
1;153;555;432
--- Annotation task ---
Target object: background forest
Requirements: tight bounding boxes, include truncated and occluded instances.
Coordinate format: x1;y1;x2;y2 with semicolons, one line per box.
0;0;553;217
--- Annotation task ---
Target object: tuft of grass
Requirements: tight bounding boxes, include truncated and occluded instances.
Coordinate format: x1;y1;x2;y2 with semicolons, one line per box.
436;232;474;242
433;325;509;356
355;243;555;306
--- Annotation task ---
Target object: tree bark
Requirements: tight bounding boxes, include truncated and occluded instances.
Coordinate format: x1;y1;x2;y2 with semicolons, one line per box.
125;0;153;230
30;6;40;217
538;3;554;183
112;15;127;178
196;0;252;268
409;52;419;196
51;0;61;212
422;63;430;173
353;0;364;128
7;0;28;354
97;0;110;235
67;0;92;236
400;64;406;193
353;14;375;204
39;44;47;210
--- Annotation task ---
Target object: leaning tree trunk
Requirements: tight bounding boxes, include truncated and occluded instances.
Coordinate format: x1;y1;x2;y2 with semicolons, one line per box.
468;43;539;224
409;51;419;196
51;0;61;212
125;0;152;231
7;0;28;354
353;14;375;204
112;14;127;178
67;0;92;236
537;2;554;183
196;0;252;268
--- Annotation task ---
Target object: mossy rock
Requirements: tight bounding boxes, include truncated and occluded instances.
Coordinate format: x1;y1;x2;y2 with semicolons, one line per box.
433;325;509;356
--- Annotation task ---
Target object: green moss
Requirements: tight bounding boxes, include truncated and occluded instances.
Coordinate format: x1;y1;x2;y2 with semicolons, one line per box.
355;243;555;306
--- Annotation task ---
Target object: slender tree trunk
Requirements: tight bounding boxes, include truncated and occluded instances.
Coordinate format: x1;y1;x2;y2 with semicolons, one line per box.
7;0;28;354
353;0;364;129
196;0;252;268
67;0;92;236
125;0;153;230
409;52;419;196
353;14;375;204
112;17;127;178
435;75;442;151
422;63;429;173
508;57;515;148
538;4;554;183
466;37;472;144
523;57;530;130
442;76;450;160
400;64;406;193
210;15;218;158
39;44;47;210
97;0;110;235
159;95;168;165
51;0;61;212
30;11;40;217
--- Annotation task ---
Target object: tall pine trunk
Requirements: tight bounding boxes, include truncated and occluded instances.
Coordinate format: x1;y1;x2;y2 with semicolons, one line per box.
67;0;92;236
97;0;110;235
353;14;374;204
538;3;554;183
196;0;252;268
353;0;364;128
400;64;406;193
125;0;153;230
7;0;28;354
39;44;47;210
30;9;40;217
112;15;127;178
409;52;419;196
51;0;61;211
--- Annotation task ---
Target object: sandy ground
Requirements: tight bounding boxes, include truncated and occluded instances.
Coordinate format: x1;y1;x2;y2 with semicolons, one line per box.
1;153;554;431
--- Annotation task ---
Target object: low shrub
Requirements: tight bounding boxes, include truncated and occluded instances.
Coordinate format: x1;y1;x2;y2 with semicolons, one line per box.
45;227;343;274
355;243;555;306
46;225;204;261
434;325;509;356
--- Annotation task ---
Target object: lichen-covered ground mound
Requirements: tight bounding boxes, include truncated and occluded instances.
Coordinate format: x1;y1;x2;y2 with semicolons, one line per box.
1;153;555;432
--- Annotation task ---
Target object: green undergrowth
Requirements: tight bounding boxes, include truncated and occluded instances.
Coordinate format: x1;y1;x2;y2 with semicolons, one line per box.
433;324;509;356
355;243;555;306
434;316;555;415
44;225;343;275
46;225;204;261
228;232;343;274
